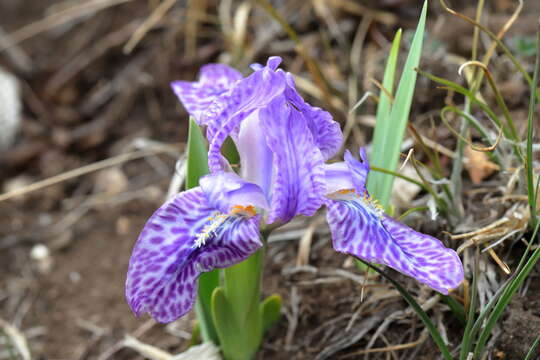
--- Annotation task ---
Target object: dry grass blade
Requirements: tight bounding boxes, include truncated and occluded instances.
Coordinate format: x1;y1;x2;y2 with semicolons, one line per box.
325;0;397;26
0;318;31;360
185;0;208;59
0;143;180;202
123;0;179;54
314;309;392;360
0;0;136;51
341;328;428;358
296;217;323;266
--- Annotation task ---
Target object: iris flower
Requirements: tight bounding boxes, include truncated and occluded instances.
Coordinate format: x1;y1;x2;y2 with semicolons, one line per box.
126;57;341;322
125;57;463;323
324;148;464;294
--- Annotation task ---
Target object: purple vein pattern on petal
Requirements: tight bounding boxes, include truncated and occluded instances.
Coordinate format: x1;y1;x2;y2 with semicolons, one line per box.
171;64;242;124
326;199;464;294
285;74;342;160
125;187;262;323
204;65;287;172
344;148;370;193
260;96;326;223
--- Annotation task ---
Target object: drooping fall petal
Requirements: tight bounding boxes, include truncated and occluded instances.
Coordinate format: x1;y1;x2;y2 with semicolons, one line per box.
126;184;263;323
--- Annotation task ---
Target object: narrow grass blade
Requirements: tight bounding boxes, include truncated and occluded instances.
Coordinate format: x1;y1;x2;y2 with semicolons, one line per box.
370;29;402;160
459;248;479;360
473;222;540;358
186;117;220;344
524;335;540;360
367;1;427;208
526;21;540;226
356;258;454;360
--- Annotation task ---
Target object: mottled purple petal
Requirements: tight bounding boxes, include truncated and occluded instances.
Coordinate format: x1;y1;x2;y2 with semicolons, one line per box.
199;171;269;213
260;96;326;223
285;73;342;160
148;214;262;323
203;63;287;172
171;64;242;123
195;214;262;271
326;198;463;294
126;187;262;323
126;188;212;322
344;148;369;193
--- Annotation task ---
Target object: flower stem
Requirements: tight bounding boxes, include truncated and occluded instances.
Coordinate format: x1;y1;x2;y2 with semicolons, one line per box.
212;248;265;360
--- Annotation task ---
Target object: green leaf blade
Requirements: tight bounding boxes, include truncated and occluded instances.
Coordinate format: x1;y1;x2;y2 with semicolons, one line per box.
367;1;428;208
186;117;220;344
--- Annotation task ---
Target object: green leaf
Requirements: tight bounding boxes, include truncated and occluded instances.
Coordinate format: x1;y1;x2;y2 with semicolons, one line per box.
371;29;402;159
260;294;282;333
185;117;220;344
212;250;264;360
221;136;240;165
186;117;210;189
525;21;540;227
525;335;540;360
459;248;479;360
189;321;202;346
367;1;427;209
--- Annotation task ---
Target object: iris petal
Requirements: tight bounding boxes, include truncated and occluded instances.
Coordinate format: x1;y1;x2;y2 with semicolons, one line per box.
327;198;463;294
199;172;269;213
171;64;242;124
237;111;274;196
324;162;355;195
204;65;287;172
260;96;326;223
285;73;342;160
344;148;370;193
125;187;262;323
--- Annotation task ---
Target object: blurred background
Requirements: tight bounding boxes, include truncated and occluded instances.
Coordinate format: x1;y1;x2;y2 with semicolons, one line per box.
1;0;539;359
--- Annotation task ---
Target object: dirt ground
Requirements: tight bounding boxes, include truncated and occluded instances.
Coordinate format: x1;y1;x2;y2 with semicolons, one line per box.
1;1;540;359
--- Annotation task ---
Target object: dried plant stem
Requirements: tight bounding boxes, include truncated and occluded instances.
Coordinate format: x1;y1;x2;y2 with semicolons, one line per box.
123;0;179;54
0;144;179;203
0;0;136;51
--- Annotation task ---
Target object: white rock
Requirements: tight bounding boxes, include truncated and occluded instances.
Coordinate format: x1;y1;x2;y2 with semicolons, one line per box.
30;243;53;274
123;336;222;360
0;67;21;150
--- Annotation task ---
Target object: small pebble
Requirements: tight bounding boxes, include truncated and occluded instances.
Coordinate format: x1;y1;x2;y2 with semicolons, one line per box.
0;67;21;150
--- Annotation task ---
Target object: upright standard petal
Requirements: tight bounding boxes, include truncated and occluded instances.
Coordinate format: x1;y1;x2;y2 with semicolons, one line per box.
171;64;242;123
260;96;326;223
284;73;342;160
126;187;262;323
204;63;287;172
236;110;274;197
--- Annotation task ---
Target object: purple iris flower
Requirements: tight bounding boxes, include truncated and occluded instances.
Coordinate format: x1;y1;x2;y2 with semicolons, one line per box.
126;57;463;324
324;148;464;294
127;57;342;322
